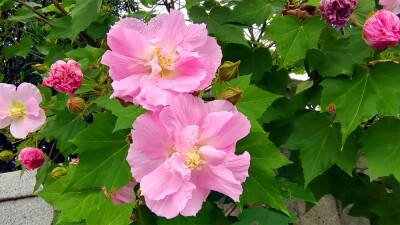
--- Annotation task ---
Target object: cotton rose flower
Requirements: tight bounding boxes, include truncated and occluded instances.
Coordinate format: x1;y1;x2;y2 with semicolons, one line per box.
0;83;46;139
363;9;400;49
101;10;222;111
126;95;251;218
19;147;45;171
42;60;83;96
102;178;136;205
319;0;358;27
379;0;400;15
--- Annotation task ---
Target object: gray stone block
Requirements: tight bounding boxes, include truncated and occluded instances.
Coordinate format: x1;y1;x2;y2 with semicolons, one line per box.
0;197;53;225
0;170;37;200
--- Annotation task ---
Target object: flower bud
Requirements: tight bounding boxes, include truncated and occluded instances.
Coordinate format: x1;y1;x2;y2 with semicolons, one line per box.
67;97;85;113
19;147;45;171
218;60;241;81
319;0;358;27
50;166;68;179
70;158;79;164
363;10;400;49
0;150;14;163
219;87;243;105
32;64;49;74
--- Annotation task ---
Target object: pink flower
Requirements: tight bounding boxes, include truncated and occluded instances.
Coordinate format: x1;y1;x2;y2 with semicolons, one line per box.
0;83;46;139
19;147;45;170
70;158;79;164
42;60;83;96
379;0;400;15
101;10;222;111
363;9;400;49
102;178;137;205
126;95;251;218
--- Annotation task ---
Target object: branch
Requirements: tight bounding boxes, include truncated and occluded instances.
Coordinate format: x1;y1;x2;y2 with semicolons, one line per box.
256;21;267;42
13;0;47;20
50;0;69;16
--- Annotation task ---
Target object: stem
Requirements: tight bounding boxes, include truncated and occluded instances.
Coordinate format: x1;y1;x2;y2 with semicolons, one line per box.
13;0;47;20
50;0;69;15
349;14;363;28
256;21;266;42
48;140;56;159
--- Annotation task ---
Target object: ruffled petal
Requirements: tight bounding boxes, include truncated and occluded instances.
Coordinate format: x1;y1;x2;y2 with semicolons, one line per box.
15;83;42;103
225;151;250;183
107;25;150;59
126;149;163;182
101;51;148;81
199;111;250;150
9;109;45;139
181;23;208;51
175;125;199;152
110;75;143;104
180;187;210;217
131;112;172;160
199;145;226;166
145;182;196;219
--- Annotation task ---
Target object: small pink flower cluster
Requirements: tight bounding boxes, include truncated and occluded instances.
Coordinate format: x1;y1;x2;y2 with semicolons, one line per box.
363;9;400;49
42;60;83;96
101;10;251;218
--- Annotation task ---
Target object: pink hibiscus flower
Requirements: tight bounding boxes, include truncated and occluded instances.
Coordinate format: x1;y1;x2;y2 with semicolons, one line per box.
0;83;46;139
126;95;251;218
19;147;45;171
42;60;83;96
363;9;400;49
101;10;222;111
379;0;400;15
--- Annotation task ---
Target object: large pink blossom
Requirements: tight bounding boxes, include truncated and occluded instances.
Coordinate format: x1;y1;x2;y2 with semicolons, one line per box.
363;9;400;49
379;0;400;15
101;10;222;111
42;60;83;96
19;147;45;170
126;95;251;218
0;83;46;139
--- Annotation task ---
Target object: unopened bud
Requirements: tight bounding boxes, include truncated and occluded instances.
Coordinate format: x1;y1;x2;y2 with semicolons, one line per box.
219;87;243;105
328;104;335;112
32;64;49;74
0;150;14;163
67;97;85;113
50;166;68;179
218;60;241;81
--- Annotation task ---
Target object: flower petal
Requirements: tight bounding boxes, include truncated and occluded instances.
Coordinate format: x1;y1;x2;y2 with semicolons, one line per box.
175;125;199;152
107;25;149;59
180;187;210;217
15;83;42;103
9;109;45;139
145;182;196;219
126;150;163;182
199;145;226;166
131;112;172;160
101;51;148;81
226;151;250;183
199;111;250;150
181;23;208;51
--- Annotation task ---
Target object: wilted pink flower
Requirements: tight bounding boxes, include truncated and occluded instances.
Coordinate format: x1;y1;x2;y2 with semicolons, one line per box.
0;83;46;139
379;0;400;15
19;147;45;170
42;60;83;96
101;10;222;111
319;0;359;27
126;95;251;218
363;9;400;49
70;158;79;164
102;178;137;205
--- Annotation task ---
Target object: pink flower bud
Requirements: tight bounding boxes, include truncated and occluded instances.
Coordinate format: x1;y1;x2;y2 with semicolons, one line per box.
42;59;83;96
67;97;85;113
363;10;400;49
319;0;358;27
70;158;79;164
18;147;45;171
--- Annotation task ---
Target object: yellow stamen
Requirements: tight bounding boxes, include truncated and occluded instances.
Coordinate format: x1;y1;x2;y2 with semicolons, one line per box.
9;104;25;119
185;147;202;170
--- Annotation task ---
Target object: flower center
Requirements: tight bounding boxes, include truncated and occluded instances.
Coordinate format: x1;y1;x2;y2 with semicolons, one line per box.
149;47;172;72
9;104;25;119
185;146;202;170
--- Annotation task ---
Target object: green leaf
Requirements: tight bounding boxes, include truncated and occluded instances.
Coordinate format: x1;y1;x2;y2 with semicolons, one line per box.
285;112;341;186
307;28;373;77
87;199;135;225
276;181;316;203
213;75;281;132
37;165;106;224
335;128;361;176
2;36;33;59
65;46;105;69
41;111;88;156
320;62;400;145
34;157;52;192
222;44;272;81
7;7;35;22
189;6;248;46
353;0;375;24
70;0;102;40
69;113;131;191
48;17;73;40
94;94;147;132
237;132;291;215
254;66;291;96
268;16;325;63
157;202;233;225
361;117;400;182
234;207;298;225
229;0;285;25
